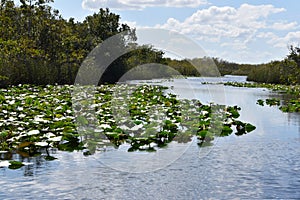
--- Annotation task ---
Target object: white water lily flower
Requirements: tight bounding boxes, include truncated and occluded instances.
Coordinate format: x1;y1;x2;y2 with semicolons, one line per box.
42;127;49;131
0;161;10;168
119;125;130;130
201;111;209;115
204;117;211;122
18;114;26;118
34;116;49;123
48;136;62;142
35;142;48;147
8;100;15;105
226;118;233;124
96;109;104;114
53;116;66;121
99;124;111;129
129;133;135;137
108;119;115;123
27;130;40;136
10;112;17;116
22;162;33;166
44;132;56;138
55;106;62;110
131;124;144;131
8;117;16;122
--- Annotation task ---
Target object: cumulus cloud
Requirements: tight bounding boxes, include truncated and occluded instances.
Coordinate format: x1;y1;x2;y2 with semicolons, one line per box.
157;4;287;39
270;22;298;30
261;31;300;48
82;0;208;11
151;3;299;63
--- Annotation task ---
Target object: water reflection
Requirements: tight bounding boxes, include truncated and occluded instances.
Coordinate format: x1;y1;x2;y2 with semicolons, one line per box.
1;76;299;199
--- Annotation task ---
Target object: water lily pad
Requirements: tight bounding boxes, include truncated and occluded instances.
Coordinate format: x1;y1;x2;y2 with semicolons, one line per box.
245;123;256;132
8;161;24;170
44;156;57;161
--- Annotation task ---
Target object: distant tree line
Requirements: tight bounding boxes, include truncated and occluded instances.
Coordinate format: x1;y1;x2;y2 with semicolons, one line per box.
0;0;164;86
0;0;299;86
165;48;300;85
247;46;300;85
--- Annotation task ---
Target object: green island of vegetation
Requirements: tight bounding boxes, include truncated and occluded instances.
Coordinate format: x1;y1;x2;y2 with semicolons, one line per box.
0;0;299;169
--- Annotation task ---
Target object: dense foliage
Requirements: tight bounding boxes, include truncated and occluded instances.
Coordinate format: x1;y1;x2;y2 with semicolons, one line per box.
0;0;167;86
1;1;299;86
247;46;300;85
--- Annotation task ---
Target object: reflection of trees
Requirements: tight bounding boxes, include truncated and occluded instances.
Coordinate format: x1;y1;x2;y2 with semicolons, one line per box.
1;148;58;176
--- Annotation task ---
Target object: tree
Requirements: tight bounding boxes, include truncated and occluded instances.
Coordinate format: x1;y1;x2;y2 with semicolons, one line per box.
288;45;300;68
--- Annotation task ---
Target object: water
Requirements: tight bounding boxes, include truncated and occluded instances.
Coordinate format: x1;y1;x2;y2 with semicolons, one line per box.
1;76;299;199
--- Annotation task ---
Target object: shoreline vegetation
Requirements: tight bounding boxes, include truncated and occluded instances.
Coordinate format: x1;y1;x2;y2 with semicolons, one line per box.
223;82;300;112
1;1;300;87
0;1;299;169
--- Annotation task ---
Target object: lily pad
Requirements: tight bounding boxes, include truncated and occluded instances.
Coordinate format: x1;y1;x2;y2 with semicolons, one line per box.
8;161;24;170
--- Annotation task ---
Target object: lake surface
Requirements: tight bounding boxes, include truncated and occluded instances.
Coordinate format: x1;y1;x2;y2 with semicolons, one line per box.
1;76;299;199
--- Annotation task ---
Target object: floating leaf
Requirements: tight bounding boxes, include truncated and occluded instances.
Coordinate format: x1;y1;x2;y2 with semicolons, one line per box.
257;99;264;106
245;123;256;132
8;161;24;170
221;126;233;136
44;156;57;161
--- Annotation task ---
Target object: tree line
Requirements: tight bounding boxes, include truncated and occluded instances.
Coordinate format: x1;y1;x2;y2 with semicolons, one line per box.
0;0;299;86
0;0;165;87
247;46;300;85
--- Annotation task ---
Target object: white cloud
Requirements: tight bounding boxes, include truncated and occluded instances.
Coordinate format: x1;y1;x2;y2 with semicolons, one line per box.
82;0;208;11
221;41;247;51
157;4;287;39
151;4;300;63
257;31;300;48
270;22;298;30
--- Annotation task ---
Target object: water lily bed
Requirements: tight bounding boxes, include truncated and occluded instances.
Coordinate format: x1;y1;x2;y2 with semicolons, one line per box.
224;82;300;112
224;82;300;94
0;84;255;169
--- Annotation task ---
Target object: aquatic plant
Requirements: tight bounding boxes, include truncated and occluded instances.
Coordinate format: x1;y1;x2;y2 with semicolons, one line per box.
0;84;256;169
225;82;300;113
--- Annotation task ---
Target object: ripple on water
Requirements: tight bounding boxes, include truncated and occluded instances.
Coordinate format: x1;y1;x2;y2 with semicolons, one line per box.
1;76;300;199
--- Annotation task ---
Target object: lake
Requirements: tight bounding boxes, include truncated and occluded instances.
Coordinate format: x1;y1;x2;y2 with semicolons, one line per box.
0;75;299;199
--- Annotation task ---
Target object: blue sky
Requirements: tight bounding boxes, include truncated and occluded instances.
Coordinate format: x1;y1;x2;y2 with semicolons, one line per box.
29;0;300;64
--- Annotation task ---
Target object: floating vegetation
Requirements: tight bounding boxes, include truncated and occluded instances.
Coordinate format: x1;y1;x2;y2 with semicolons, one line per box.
224;82;300;94
279;99;300;112
257;98;281;107
224;82;300;113
0;84;255;169
257;97;300;112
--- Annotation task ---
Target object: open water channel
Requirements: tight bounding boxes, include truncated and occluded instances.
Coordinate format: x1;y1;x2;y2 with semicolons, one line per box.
0;76;299;199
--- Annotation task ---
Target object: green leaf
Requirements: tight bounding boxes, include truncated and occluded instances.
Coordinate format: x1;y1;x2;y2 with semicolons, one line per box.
221;126;233;136
9;161;24;170
245;123;256;132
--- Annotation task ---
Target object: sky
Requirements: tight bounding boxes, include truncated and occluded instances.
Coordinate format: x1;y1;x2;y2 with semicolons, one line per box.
27;0;300;64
